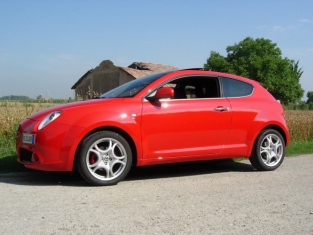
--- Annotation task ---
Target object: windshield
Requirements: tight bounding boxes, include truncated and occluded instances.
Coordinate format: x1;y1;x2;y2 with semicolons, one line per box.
100;71;172;98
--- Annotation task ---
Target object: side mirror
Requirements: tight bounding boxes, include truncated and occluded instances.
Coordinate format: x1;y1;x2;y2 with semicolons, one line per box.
146;87;174;101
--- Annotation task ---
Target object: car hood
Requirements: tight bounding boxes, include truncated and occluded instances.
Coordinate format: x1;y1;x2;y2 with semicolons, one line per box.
27;98;123;121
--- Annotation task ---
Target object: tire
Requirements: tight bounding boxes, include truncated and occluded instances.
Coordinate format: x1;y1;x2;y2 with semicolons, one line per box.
76;131;132;186
249;129;285;171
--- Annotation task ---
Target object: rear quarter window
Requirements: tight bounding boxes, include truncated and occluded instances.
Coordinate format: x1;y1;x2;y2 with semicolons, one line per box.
221;77;253;97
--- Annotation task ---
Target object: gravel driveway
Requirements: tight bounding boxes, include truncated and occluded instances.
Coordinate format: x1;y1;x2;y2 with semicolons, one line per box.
0;155;312;234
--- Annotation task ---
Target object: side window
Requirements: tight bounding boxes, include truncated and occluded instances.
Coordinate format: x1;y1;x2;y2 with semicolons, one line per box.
163;76;220;99
221;77;253;97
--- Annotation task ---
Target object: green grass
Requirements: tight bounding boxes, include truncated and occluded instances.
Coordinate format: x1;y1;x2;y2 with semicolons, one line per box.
285;141;313;156
0;149;25;174
0;128;20;173
0;155;26;173
0;140;312;174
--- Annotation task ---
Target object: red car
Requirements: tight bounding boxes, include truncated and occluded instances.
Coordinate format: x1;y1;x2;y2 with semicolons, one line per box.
16;69;289;186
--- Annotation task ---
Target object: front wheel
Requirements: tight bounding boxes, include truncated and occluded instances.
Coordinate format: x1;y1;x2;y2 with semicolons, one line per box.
76;131;132;186
249;129;285;171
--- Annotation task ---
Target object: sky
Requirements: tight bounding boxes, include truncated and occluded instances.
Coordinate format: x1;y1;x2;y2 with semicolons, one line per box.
0;0;312;100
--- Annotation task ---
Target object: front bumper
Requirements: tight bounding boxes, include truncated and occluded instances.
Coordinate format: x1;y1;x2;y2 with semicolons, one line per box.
16;118;84;172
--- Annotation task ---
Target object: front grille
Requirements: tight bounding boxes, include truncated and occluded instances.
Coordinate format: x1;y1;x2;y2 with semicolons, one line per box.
19;148;33;162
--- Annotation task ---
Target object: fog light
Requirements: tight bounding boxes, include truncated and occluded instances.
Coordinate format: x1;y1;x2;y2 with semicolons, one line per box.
32;154;39;162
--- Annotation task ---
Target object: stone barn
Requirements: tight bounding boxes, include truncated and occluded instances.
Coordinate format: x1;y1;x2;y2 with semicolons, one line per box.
71;60;178;99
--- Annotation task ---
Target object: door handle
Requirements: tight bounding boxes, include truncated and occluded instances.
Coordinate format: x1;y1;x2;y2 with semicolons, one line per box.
214;107;229;112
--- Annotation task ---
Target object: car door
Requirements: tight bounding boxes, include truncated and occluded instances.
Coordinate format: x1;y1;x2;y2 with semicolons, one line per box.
140;76;232;160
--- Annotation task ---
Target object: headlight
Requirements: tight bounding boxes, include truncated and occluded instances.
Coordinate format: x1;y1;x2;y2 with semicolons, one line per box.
38;111;62;130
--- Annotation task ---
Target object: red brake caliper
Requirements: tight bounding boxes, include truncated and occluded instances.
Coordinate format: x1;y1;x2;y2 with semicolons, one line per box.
90;152;96;164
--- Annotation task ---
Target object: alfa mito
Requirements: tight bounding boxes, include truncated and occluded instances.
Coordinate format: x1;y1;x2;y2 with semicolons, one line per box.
16;69;289;185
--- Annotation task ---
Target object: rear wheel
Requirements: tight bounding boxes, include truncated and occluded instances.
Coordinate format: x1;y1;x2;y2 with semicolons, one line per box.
76;131;132;186
249;129;285;171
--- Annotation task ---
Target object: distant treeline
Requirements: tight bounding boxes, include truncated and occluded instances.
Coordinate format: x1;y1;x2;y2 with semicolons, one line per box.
284;102;313;110
0;95;31;100
0;95;72;103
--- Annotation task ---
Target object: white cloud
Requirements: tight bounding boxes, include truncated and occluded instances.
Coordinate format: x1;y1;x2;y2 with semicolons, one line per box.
272;26;284;32
271;24;296;33
261;19;312;34
299;19;312;23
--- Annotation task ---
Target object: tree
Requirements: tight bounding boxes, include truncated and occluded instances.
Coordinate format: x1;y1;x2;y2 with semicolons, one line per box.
290;60;303;81
299;101;309;110
307;91;313;104
204;37;304;104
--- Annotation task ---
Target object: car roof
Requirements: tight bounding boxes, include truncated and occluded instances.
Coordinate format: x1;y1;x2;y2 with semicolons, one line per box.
169;69;258;85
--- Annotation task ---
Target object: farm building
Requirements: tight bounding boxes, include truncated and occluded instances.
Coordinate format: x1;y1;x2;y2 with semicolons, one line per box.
71;60;178;99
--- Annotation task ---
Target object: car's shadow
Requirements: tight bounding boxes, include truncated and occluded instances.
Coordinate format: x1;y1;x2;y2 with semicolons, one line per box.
0;159;254;187
126;159;253;181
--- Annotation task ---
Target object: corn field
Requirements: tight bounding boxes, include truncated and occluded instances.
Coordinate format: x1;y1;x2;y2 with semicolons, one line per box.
0;101;60;155
1;101;313;156
284;110;313;141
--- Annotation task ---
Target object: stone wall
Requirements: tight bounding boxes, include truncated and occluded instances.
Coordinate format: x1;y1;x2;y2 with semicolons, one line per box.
74;60;125;99
92;60;120;96
75;72;92;99
119;69;136;86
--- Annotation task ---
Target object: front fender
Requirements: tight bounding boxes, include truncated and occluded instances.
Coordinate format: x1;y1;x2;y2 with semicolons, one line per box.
66;120;142;171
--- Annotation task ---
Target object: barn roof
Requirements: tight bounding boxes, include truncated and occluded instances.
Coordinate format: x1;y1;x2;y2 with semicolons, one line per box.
71;69;93;89
119;62;178;78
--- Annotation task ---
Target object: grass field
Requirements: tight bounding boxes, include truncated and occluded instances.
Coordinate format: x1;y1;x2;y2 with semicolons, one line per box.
0;101;63;173
0;101;313;173
0;101;59;154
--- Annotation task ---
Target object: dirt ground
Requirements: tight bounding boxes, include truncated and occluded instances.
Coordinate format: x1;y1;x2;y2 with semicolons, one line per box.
0;155;312;234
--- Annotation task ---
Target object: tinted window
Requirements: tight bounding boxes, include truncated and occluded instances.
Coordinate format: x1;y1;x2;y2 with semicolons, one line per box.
221;77;253;97
162;76;220;99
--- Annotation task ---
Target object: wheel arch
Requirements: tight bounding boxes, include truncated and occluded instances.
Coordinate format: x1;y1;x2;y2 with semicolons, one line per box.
249;124;288;158
261;125;288;146
72;126;138;170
